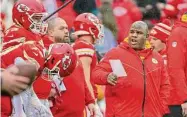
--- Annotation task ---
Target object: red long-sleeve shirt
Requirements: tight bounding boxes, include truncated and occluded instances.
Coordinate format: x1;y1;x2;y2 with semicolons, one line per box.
167;21;187;105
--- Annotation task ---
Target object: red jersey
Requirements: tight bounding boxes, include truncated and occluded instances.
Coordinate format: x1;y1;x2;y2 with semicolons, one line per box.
1;26;45;116
32;35;53;100
73;40;98;97
1;41;45;116
41;35;54;50
3;25;44;50
167;21;187;105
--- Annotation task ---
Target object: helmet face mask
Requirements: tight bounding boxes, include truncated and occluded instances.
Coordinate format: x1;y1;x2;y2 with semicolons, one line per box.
29;13;48;35
43;66;60;80
13;0;48;35
44;43;77;78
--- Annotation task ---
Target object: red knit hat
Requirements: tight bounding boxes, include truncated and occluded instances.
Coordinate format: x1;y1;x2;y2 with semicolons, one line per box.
149;22;172;43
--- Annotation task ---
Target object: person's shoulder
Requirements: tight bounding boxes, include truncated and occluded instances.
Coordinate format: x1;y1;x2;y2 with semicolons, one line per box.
72;41;95;57
103;46;120;57
73;41;94;50
3;26;27;49
172;26;183;33
3;25;28;43
172;22;187;34
4;26;22;38
151;50;160;56
5;25;26;36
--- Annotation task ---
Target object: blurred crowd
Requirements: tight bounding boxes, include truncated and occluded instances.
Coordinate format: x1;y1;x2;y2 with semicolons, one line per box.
1;0;187;55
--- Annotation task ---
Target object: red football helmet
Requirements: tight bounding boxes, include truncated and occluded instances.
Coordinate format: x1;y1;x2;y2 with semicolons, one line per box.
73;13;104;41
45;43;77;78
12;0;48;35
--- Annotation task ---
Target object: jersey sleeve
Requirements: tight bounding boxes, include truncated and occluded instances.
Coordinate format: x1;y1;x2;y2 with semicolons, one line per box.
1;42;45;71
73;41;95;58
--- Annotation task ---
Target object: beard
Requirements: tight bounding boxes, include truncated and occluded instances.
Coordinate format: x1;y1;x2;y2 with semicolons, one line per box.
54;36;70;44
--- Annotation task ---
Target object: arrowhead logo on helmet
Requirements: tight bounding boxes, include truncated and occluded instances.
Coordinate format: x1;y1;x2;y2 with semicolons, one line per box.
62;55;72;70
17;4;30;12
45;43;77;78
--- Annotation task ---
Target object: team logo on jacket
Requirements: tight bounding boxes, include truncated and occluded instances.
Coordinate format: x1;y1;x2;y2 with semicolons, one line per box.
152;58;158;64
172;41;177;47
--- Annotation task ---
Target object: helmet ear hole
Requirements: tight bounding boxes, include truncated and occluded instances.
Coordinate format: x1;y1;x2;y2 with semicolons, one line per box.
51;57;55;64
91;27;97;32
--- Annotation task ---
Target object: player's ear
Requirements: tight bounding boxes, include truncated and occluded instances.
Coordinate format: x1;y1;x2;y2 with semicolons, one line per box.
146;33;149;38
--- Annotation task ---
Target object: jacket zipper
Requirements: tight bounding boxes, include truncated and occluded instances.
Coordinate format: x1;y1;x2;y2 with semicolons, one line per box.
141;60;146;117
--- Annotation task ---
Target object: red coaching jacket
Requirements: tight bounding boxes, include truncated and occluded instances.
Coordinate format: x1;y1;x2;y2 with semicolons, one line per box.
167;21;187;105
92;42;170;117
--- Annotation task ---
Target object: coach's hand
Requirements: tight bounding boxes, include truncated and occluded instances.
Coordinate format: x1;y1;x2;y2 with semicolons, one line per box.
107;72;117;86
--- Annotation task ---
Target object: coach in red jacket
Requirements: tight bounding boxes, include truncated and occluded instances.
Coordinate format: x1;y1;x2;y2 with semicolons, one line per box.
92;21;170;117
167;10;187;117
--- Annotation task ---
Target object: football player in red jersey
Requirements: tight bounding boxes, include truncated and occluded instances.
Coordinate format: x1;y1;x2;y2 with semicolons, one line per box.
1;42;77;116
3;0;48;50
1;0;48;115
1;0;77;116
72;13;104;116
1;41;48;117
